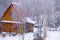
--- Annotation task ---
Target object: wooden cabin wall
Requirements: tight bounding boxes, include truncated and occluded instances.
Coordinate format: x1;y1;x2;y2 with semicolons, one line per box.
17;24;23;34
1;23;23;34
1;23;13;32
26;23;33;32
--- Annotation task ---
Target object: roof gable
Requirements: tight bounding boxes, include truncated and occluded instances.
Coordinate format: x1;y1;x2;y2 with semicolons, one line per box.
0;0;11;18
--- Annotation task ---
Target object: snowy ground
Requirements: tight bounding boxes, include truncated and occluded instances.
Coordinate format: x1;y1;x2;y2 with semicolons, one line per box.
46;31;60;40
34;27;60;40
0;32;34;40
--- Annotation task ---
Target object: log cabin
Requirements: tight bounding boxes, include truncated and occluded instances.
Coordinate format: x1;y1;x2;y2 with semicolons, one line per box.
0;3;24;34
0;3;35;34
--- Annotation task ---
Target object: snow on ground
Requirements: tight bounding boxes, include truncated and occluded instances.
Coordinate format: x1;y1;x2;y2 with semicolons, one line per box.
0;34;22;40
24;33;34;40
34;27;60;40
46;31;60;40
0;32;34;40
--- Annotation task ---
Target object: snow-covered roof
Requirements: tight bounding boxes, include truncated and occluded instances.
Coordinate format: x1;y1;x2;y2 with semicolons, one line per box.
34;24;38;26
26;18;36;24
21;17;36;24
11;3;25;19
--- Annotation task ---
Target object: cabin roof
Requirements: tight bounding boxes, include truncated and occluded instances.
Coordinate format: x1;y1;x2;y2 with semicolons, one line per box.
26;17;36;24
0;0;11;18
12;3;25;18
21;17;36;24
